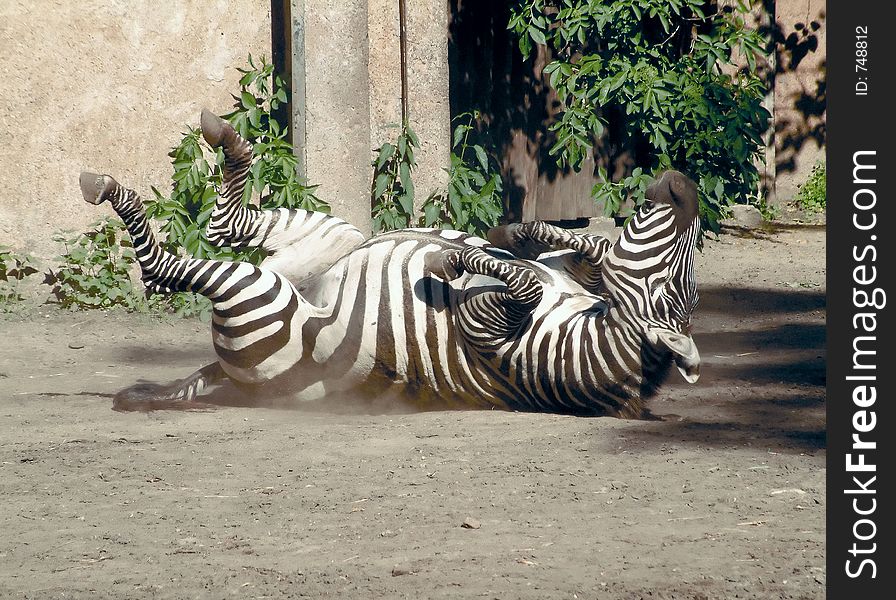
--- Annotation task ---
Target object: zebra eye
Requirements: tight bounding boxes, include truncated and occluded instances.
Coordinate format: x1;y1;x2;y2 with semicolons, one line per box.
640;200;654;213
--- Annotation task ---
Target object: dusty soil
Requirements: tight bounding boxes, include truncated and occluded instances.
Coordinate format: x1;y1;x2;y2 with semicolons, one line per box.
0;224;826;599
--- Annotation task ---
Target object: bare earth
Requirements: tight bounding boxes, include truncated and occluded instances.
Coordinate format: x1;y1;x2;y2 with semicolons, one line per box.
0;224;826;599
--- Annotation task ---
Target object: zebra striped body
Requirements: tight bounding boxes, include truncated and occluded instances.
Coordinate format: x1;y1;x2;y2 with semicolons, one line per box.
79;111;700;417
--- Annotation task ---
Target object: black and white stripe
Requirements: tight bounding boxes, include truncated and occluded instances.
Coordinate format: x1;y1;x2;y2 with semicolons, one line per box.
80;113;701;417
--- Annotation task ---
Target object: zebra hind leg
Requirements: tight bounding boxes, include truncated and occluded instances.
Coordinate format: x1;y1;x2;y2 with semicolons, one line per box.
487;221;611;294
112;363;228;412
200;108;254;248
199;109;366;284
78;171;315;409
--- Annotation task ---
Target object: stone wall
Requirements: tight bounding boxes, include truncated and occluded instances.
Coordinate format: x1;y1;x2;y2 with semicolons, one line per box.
0;0;272;260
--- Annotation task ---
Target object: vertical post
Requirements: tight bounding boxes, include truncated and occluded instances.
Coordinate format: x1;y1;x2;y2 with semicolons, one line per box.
404;0;450;206
762;1;777;207
398;0;409;124
271;1;294;153
301;0;372;231
290;0;307;177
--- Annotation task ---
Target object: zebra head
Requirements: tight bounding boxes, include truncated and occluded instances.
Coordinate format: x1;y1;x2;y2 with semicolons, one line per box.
602;170;701;384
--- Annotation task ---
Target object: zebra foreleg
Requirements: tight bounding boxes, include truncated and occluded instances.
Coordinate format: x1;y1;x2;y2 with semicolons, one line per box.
488;221;611;294
430;246;543;344
200;109;365;284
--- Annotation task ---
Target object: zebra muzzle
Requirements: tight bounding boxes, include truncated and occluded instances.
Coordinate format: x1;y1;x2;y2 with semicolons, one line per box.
648;328;701;384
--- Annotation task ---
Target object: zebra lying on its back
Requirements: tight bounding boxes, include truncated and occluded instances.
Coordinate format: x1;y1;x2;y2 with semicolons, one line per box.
78;109;701;417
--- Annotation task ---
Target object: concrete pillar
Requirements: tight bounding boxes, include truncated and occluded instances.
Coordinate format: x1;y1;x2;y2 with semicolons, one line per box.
298;0;373;232
287;0;450;233
404;0;450;205
367;0;403;150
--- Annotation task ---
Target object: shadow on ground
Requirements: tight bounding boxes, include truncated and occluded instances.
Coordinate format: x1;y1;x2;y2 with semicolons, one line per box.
632;284;826;453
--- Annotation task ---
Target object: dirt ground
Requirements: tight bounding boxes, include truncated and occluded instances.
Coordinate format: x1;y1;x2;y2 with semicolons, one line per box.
0;223;826;599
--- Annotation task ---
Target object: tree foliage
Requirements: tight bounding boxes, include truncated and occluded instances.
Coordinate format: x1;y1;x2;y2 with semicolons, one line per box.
509;0;771;232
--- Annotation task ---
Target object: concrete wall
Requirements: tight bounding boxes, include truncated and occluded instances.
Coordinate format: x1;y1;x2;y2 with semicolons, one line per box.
0;0;272;260
771;0;826;203
1;0;821;265
1;0;451;259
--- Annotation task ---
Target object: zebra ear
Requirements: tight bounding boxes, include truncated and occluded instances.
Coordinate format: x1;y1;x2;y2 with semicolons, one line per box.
649;329;701;383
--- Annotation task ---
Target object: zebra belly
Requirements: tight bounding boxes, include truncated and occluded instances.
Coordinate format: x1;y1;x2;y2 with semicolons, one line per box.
243;236;495;407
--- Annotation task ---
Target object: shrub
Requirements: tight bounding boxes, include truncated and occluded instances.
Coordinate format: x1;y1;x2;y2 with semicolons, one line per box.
509;0;772;233
371;113;504;238
145;54;327;262
421;112;504;236
46;217;213;318
46;55;320;318
46;217;148;311
371;123;420;232
0;245;38;307
794;161;825;213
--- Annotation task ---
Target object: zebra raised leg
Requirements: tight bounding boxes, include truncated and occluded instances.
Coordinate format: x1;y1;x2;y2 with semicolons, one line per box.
200;109;365;284
428;246;544;349
487;221;612;294
79;172;325;409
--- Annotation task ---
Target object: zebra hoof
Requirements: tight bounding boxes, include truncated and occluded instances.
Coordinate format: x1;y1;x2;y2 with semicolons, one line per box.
78;172;118;205
200;108;231;148
486;223;523;249
112;382;215;412
424;249;463;281
487;223;542;260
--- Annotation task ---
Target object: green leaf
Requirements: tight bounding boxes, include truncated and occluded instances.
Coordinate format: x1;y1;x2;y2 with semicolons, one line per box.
528;26;547;46
376;143;395;169
397;191;414;216
473;145;489;172
453;124;471;148
374;173;391;199
423;201;442;227
405;126;420;147
399;161;414;198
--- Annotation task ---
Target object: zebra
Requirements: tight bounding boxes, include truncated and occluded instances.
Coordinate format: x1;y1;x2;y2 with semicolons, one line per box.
77;110;700;417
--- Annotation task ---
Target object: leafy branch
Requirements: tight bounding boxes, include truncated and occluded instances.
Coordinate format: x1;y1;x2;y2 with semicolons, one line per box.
371;123;420;232
422;112;503;236
509;0;772;233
